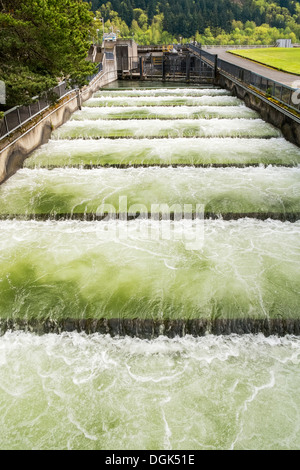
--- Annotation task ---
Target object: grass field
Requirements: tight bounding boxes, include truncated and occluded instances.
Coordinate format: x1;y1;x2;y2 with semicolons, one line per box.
228;48;300;75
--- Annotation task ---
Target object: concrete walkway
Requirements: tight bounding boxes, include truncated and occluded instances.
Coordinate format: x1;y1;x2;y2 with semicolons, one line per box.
207;48;299;87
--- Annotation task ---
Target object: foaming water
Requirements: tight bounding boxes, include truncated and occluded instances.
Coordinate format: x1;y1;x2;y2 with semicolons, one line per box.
103;81;214;89
0;219;299;321
1;166;299;216
52;119;280;139
83;95;242;107
1;83;300;451
71;106;258;121
0;332;299;450
93;88;231;97
25;137;300;168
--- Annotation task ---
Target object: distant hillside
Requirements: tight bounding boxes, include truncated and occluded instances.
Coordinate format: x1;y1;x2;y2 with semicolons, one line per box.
88;0;299;37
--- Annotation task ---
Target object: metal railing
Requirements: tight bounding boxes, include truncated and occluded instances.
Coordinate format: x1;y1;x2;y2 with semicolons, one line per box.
187;44;217;71
217;57;300;112
203;45;275;50
0;63;103;141
202;44;300;49
188;45;300;113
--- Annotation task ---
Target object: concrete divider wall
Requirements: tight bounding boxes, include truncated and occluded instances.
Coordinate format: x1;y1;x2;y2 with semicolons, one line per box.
0;56;118;184
217;74;300;147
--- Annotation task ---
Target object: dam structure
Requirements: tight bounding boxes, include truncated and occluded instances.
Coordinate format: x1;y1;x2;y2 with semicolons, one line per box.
0;80;299;335
0;79;300;449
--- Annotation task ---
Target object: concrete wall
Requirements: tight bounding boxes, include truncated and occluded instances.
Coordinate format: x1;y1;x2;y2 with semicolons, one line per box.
0;55;118;184
218;74;300;147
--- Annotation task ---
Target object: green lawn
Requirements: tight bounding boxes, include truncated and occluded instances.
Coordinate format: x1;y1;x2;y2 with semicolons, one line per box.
228;48;300;75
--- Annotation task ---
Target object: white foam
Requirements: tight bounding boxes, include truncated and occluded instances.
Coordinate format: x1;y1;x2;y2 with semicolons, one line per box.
0;332;300;449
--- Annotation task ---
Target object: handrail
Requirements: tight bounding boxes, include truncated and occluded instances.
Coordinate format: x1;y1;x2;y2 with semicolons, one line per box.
202;44;300;49
187;44;300;113
0;63;103;141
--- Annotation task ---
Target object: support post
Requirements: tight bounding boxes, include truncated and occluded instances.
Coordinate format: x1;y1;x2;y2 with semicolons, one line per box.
200;49;202;77
214;55;218;79
4;115;9;135
17;108;21;126
162;54;166;81
139;57;144;80
186;53;191;82
76;89;82;111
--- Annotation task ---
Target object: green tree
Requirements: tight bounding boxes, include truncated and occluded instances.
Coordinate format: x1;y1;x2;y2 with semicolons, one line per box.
0;0;97;108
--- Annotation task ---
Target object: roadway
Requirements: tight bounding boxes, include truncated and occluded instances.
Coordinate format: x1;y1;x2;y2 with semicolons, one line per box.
205;47;299;87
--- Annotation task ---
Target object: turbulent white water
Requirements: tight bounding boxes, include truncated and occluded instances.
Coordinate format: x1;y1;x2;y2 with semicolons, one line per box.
0;332;300;450
0;218;299;321
0;166;299;216
53;118;280;139
70;105;259;121
1;83;300;450
83;95;242;107
25;137;300;168
93;88;231;97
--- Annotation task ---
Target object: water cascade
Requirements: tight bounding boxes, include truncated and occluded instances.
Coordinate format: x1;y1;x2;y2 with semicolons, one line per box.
0;83;300;450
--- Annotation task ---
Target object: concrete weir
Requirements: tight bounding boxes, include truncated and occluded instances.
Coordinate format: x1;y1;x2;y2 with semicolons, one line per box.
1;318;300;338
1;44;300;453
0;50;299;338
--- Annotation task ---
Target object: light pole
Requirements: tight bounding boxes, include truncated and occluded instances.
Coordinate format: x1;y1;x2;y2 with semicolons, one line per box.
100;17;105;40
97;17;105;55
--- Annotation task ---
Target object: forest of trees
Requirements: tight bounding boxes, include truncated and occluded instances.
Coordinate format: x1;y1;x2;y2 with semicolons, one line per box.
0;0;97;110
1;0;299;112
89;0;300;45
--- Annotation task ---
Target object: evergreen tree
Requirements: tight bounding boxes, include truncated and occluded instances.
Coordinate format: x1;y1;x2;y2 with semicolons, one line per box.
0;0;97;108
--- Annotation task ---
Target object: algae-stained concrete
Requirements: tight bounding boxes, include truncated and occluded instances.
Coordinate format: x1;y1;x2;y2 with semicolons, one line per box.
217;74;300;147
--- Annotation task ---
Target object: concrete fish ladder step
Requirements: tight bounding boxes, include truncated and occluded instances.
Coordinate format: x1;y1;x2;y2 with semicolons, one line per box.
83;95;241;107
52;119;281;139
93;88;231;97
0;212;299;222
0;219;299;325
70;106;259;121
1;167;299;219
25;138;300;169
1;318;299;338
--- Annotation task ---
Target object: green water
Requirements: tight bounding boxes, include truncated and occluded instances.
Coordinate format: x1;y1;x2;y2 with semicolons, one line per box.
0;219;298;322
52;119;280;139
26;138;300;168
1;83;300;450
82;96;243;107
0;332;300;450
70;105;259;121
93;88;231;97
0;167;299;217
